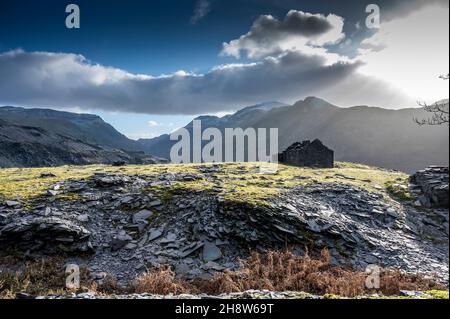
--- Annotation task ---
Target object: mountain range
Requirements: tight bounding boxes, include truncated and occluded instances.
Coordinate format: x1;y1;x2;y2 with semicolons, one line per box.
138;97;449;173
1;98;448;172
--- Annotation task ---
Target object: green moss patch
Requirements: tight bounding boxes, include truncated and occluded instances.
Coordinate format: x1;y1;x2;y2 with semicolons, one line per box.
1;162;410;207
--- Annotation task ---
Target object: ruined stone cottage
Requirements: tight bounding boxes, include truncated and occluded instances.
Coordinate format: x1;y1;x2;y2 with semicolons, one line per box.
279;139;334;168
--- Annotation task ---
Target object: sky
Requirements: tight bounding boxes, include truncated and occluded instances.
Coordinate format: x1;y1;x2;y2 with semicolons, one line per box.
0;0;448;140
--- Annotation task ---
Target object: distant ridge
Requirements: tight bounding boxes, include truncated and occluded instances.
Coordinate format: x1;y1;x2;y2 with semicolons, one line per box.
0;106;162;168
0;106;144;152
138;97;449;173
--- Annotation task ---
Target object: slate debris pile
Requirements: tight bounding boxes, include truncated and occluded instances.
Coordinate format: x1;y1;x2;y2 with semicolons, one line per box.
0;166;448;286
0;216;92;253
410;166;449;208
277;185;448;280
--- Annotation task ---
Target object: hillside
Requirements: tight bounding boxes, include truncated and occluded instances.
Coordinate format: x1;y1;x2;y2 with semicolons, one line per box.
0;106;144;152
0;118;134;167
0;162;448;298
0;107;162;167
139;97;449;173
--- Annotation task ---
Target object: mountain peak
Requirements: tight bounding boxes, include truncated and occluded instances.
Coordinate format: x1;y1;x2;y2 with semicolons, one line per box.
293;97;337;110
303;96;330;104
232;101;287;119
244;101;287;112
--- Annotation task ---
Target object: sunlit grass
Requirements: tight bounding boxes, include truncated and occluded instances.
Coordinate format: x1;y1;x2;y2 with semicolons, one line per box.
0;162;410;206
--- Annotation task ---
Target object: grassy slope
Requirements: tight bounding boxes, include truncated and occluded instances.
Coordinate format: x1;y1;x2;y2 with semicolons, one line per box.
0;162;411;206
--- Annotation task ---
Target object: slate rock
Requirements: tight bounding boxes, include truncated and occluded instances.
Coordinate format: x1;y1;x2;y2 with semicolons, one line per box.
147;229;163;242
202;242;222;262
0;216;91;253
132;210;153;224
410;167;449;208
111;233;133;251
40;173;57;178
149;200;162;207
5;201;20;207
47;190;58;197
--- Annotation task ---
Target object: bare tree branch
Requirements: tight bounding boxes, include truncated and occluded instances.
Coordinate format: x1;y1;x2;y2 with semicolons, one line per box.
414;74;449;126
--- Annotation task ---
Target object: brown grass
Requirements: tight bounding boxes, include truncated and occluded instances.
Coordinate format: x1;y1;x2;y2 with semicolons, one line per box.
197;250;443;297
125;250;444;298
0;257;92;299
129;266;197;295
0;250;446;298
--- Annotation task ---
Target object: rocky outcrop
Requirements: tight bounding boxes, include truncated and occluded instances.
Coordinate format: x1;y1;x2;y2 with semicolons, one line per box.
0;167;448;286
410;166;449;208
0;216;92;253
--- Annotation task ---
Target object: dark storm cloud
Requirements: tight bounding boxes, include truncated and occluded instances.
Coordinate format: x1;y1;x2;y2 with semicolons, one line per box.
221;10;345;58
0;49;412;115
243;10;333;38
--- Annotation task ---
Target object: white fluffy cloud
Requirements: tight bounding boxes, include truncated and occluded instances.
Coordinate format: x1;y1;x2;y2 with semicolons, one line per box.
221;10;345;60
